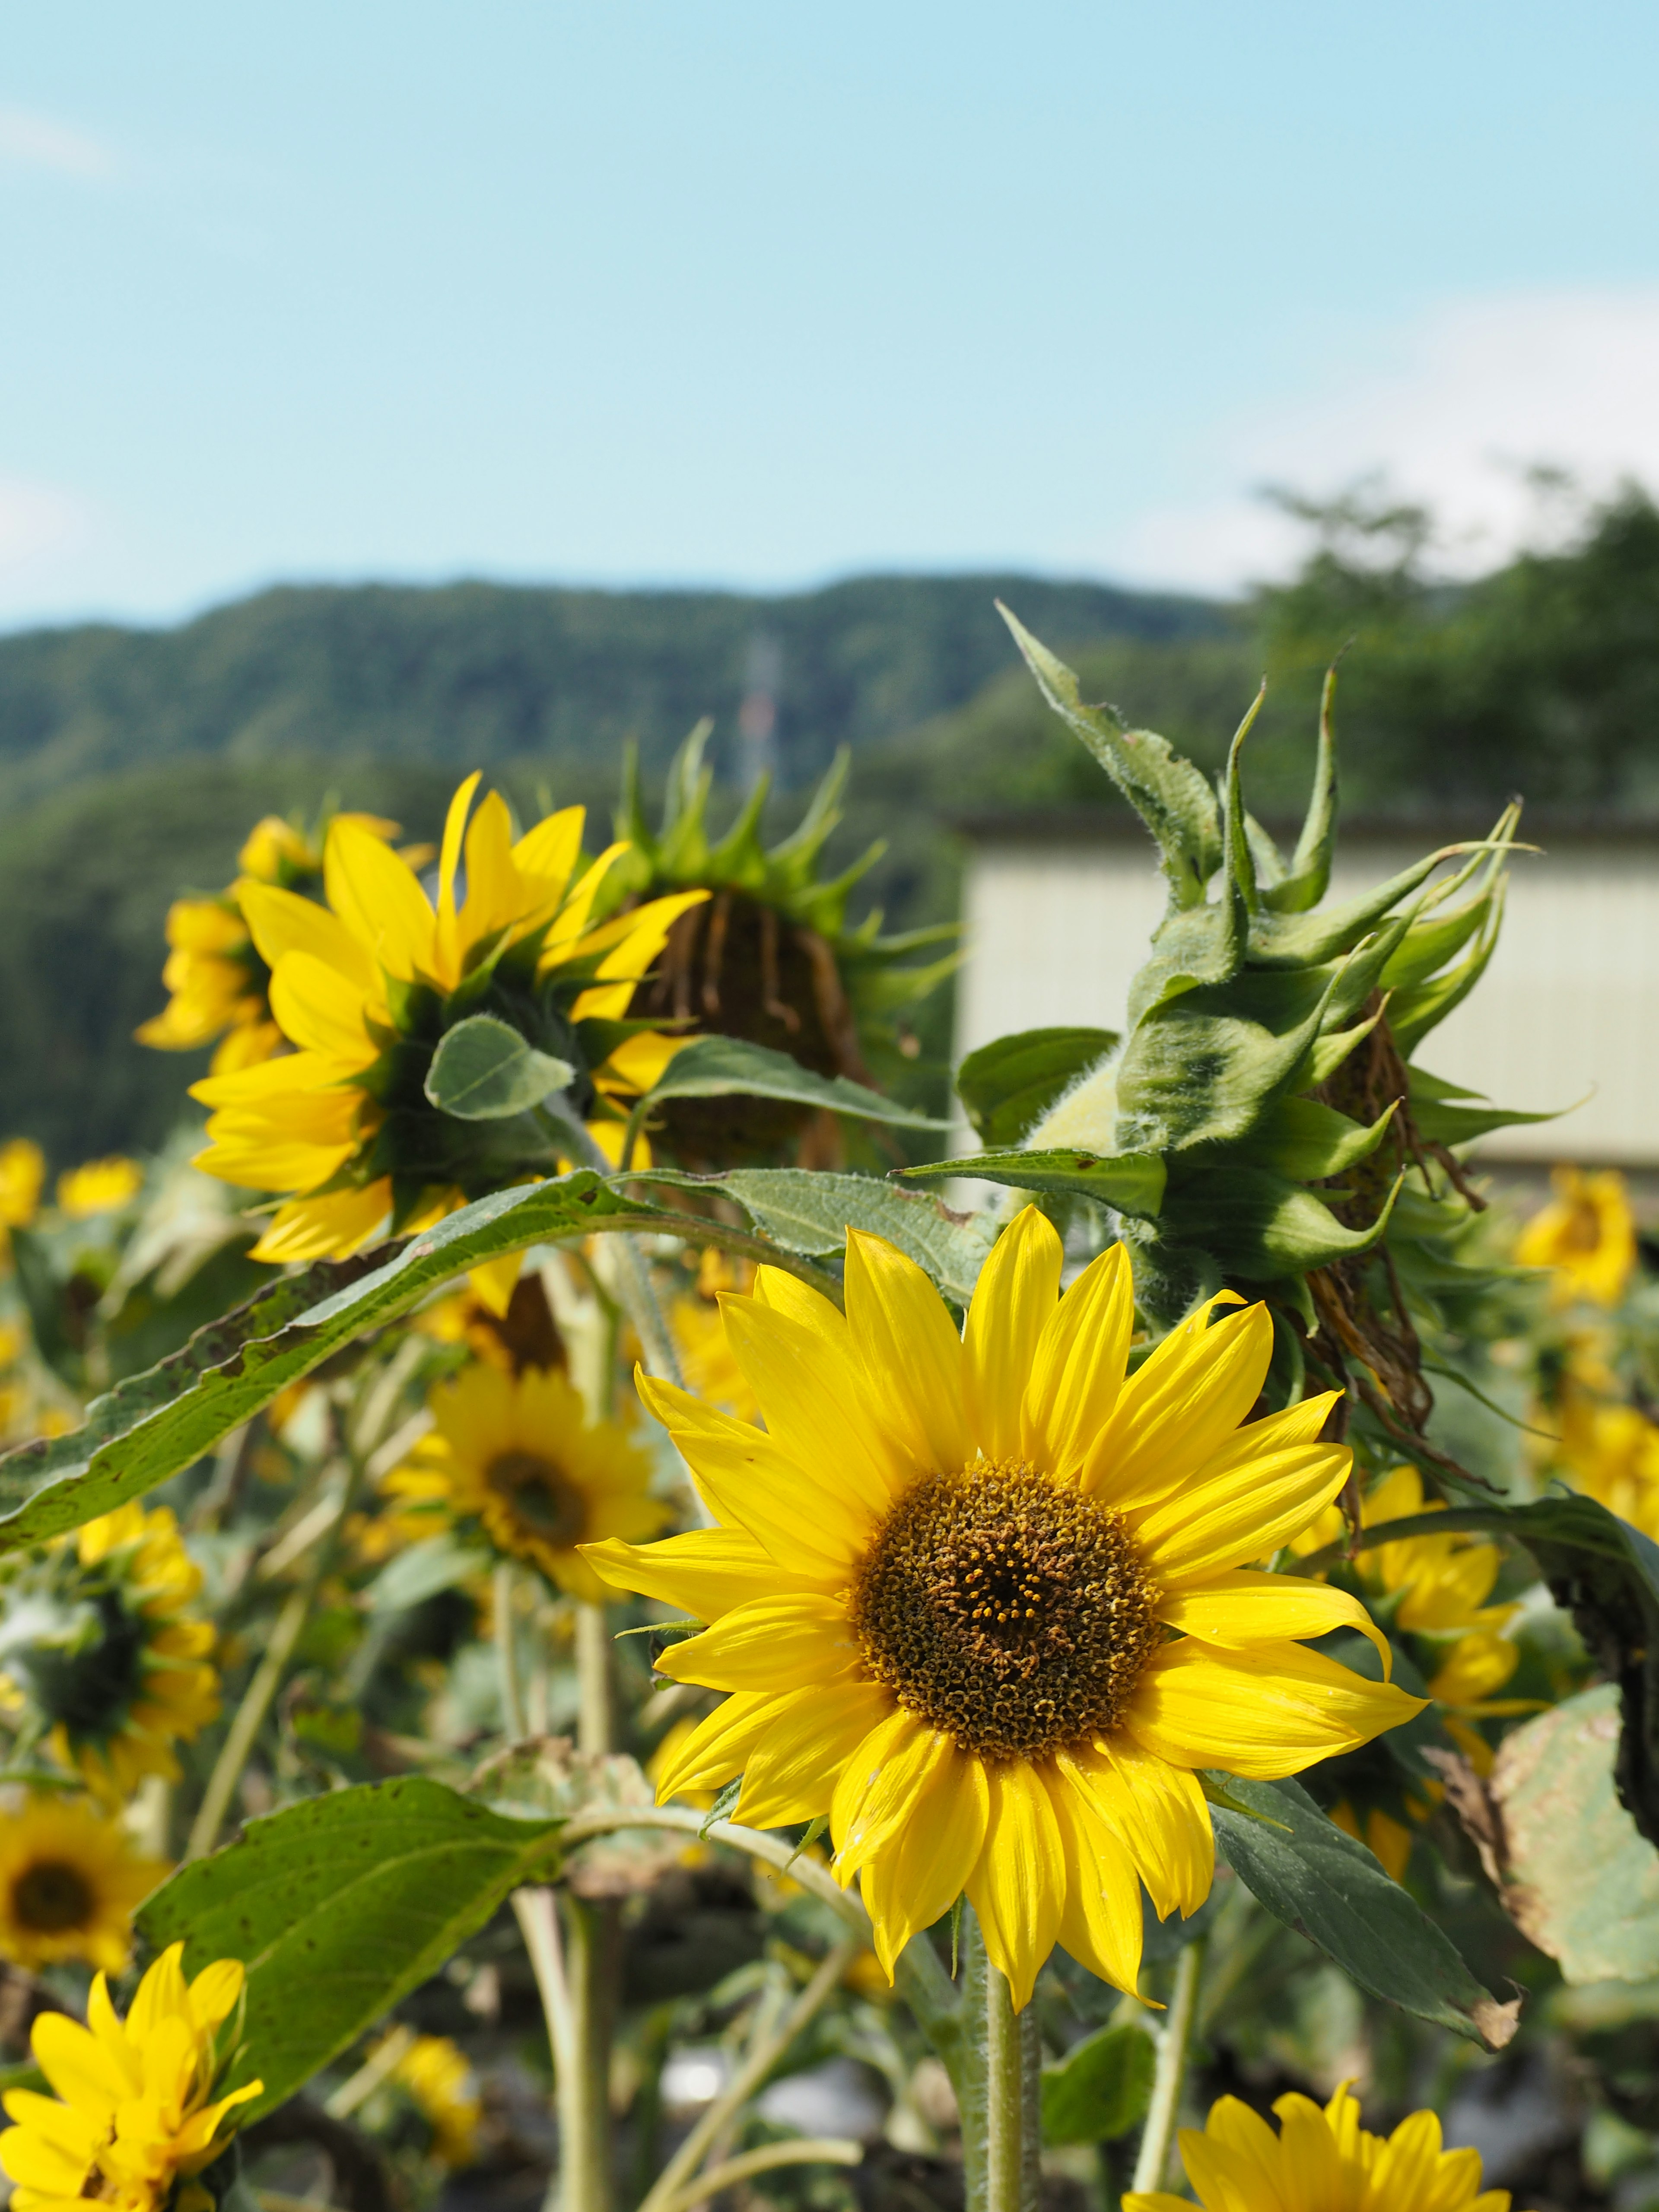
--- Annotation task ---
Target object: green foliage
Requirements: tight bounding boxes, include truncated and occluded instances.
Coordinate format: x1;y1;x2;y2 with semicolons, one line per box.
635;1034;947;1128
954;1027;1118;1149
423;1015;575;1119
1039;2022;1155;2145
137;1778;561;2117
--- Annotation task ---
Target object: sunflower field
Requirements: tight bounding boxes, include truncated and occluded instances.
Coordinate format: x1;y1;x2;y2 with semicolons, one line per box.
3;613;1659;2212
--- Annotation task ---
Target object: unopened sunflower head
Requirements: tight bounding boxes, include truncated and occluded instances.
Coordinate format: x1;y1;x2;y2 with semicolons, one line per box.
1122;2080;1523;2212
586;1209;1421;2008
0;1793;167;1974
988;611;1536;1474
1516;1165;1638;1309
0;1940;261;2212
188;772;707;1264
0;1503;219;1802
383;1360;668;1602
137;808;409;1076
598;725;956;1166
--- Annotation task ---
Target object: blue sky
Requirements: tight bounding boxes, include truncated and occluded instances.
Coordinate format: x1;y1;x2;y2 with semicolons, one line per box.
4;1;1659;625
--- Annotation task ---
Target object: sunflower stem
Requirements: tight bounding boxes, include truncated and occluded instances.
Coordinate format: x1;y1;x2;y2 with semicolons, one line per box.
575;1602;613;1754
984;1962;1026;2212
1131;1936;1206;2196
556;1892;619;2212
496;1562;530;1742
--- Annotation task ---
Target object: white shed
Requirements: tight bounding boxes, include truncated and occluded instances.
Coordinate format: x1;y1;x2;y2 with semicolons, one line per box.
953;813;1659;1168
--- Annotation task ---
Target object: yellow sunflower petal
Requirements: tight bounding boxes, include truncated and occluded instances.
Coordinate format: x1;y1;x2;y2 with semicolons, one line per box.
653;1594;861;1693
843;1229;972;1478
326;817;436;982
717;1292;898;1520
963;1206;1061;1462
248;1182;392;1264
1081;1297;1271;1512
830;1709;952;1878
1132;1419;1349;1583
1157;1568;1392;1679
651;1691;782;1800
1124;1640;1425;1779
268;952;377;1065
29;2017;127;2111
239;881;376;989
1048;1766;1143;1995
964;1761;1067;2011
1055;1738;1214;1923
735;1680;893;1828
860;1746;990;1978
1020;1242;1134;1480
583;1527;830;1618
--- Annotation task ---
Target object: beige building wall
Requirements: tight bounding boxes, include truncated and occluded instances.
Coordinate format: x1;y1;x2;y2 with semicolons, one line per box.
956;831;1659;1165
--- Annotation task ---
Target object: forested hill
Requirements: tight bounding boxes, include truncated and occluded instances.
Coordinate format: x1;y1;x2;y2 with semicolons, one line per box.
0;570;1224;806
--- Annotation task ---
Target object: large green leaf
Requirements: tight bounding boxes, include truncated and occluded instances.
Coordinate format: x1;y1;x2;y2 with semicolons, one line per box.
0;1174;699;1551
895;1148;1166;1220
954;1027;1117;1149
423;1014;575;1119
1207;1774;1517;2050
1039;2023;1155;2146
640;1034;946;1127
138;1779;561;2117
1159;1162;1401;1282
633;1167;998;1306
1485;1684;1659;1985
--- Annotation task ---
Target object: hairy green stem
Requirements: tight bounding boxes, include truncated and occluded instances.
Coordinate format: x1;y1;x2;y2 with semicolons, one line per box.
495;1561;529;1742
575;1601;612;1755
1131;1937;1206;2196
558;1894;618;2212
985;1963;1024;2212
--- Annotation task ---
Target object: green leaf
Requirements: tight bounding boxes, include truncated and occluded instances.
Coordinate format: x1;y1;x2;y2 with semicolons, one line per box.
895;1148;1166;1220
137;1778;561;2117
0;1173;692;1551
1159;1162;1401;1281
1207;1774;1517;2050
1115;966;1335;1155
1039;2023;1155;2146
1257;661;1339;915
641;1034;945;1127
423;1014;575;1120
998;604;1220;912
1485;1684;1659;1984
365;1533;491;1615
1231;1095;1398;1181
1406;1066;1562;1147
634;1168;998;1305
955;1027;1118;1149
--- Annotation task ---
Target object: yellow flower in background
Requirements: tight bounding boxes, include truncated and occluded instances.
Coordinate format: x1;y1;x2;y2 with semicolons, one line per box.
0;1795;166;1973
1122;2082;1521;2212
0;1942;261;2212
55;1157;144;1220
389;2035;481;2168
1516;1164;1637;1308
0;1140;45;1231
0;1503;220;1802
191;771;705;1265
384;1362;668;1602
138;810;406;1074
671;1249;761;1424
588;1211;1421;2008
1552;1350;1659;1542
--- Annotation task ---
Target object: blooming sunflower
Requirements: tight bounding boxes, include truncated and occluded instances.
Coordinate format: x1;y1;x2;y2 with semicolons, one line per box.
0;1503;220;1802
0;1794;166;1973
585;1210;1421;2006
137;808;407;1076
382;1362;668;1601
1122;2082;1522;2212
1516;1165;1637;1309
190;772;705;1264
0;1941;261;2212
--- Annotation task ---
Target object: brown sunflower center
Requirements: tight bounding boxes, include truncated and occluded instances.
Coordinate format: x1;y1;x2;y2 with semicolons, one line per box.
848;1460;1161;1762
13;1856;95;1933
484;1450;587;1548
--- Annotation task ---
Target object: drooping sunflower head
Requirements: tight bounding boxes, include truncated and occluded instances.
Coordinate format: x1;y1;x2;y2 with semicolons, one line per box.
1121;2081;1519;2212
588;1209;1421;2007
1516;1165;1638;1309
0;1941;261;2212
188;772;706;1265
138;809;408;1077
0;1793;166;1974
600;725;956;1167
0;1503;219;1802
384;1361;668;1602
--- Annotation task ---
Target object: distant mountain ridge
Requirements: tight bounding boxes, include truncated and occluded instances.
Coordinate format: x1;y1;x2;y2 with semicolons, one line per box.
0;570;1227;805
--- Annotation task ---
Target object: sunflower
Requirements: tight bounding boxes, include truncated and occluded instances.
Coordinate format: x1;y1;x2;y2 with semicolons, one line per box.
671;1250;762;1424
55;1158;144;1220
0;1503;220;1802
0;1139;45;1230
1516;1165;1638;1309
190;772;705;1265
0;1795;166;1973
383;1362;668;1601
585;1210;1421;2007
385;2035;482;2168
137;809;407;1076
0;1941;261;2212
1122;2082;1521;2212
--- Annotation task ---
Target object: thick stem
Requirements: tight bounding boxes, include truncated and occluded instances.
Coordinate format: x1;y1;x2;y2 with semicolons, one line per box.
985;1963;1023;2212
575;1602;613;1755
1131;1937;1206;2197
495;1562;529;1742
558;1894;619;2212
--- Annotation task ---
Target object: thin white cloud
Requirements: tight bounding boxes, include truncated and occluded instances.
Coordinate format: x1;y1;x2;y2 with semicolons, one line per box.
1109;288;1659;594
0;104;115;181
0;477;98;575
